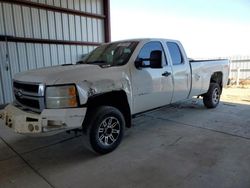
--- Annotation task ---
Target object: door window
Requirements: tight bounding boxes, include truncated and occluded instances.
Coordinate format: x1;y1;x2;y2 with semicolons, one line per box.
167;42;183;65
137;42;167;66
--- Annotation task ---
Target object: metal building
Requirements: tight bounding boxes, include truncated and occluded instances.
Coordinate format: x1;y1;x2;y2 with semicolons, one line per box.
0;0;110;105
229;56;250;81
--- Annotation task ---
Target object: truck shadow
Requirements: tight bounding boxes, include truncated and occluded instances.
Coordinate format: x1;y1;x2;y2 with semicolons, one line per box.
0;98;249;179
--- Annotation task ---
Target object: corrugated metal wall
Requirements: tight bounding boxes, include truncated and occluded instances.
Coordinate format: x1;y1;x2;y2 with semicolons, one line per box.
0;0;109;104
229;56;250;80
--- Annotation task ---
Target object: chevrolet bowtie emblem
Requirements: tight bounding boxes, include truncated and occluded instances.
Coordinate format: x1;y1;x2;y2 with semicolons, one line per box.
16;90;23;98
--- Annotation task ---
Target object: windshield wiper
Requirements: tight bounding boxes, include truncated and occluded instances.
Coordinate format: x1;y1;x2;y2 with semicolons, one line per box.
76;60;84;64
76;60;105;65
86;60;107;64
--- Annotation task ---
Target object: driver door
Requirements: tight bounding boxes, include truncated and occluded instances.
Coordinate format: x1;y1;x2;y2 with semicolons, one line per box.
131;41;174;114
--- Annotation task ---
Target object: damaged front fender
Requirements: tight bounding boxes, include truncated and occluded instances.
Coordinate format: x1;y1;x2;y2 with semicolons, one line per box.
76;76;132;106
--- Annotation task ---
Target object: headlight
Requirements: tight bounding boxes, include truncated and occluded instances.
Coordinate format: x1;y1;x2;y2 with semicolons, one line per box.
45;85;78;108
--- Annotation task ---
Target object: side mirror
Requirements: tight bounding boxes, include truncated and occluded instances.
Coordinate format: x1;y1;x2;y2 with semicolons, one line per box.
135;50;162;69
149;50;162;68
134;58;143;69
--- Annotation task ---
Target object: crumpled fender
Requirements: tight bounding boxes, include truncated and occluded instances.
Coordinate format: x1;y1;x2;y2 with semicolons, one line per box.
76;76;132;105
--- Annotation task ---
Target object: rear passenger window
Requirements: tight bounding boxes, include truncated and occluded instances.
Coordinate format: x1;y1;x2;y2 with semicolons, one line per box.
167;42;183;65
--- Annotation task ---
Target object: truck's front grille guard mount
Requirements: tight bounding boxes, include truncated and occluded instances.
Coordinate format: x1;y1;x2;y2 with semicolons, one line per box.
13;81;45;113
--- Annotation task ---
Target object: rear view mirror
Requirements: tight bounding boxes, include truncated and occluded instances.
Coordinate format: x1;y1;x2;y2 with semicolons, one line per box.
150;50;162;68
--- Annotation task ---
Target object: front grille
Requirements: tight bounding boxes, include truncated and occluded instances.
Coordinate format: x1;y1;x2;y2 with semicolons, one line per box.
13;80;45;112
13;82;39;93
15;95;40;109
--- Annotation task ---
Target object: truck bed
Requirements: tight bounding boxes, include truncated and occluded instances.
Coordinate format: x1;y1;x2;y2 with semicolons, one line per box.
189;59;228;63
189;59;230;97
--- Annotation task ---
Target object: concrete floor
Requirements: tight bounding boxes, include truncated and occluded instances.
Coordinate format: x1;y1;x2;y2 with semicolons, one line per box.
0;88;250;188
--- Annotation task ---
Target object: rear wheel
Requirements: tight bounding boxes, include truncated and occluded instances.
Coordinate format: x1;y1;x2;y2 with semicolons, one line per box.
203;83;221;108
86;106;125;154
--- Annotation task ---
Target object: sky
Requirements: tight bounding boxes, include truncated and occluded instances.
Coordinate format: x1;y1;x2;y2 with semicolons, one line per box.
110;0;250;58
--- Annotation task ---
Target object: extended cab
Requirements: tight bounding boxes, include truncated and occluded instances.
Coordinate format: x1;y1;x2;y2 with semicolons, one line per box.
0;39;229;154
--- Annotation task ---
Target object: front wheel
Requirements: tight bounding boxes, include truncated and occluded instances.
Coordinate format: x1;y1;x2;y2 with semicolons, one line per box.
203;83;221;108
86;106;125;154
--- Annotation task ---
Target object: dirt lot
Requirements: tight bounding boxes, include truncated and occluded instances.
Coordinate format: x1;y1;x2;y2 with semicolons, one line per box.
0;88;250;188
221;87;250;104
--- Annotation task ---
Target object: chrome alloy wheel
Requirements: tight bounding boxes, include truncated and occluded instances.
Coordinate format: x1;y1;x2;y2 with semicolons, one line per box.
98;117;121;146
212;88;220;104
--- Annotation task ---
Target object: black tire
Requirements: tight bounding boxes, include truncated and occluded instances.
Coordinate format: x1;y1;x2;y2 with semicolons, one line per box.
86;106;125;154
203;83;221;108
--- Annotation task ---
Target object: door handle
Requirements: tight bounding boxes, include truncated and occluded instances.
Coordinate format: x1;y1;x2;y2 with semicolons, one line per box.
162;71;171;77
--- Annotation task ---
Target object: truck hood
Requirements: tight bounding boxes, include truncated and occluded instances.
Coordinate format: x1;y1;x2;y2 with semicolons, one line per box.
14;64;131;105
14;64;111;85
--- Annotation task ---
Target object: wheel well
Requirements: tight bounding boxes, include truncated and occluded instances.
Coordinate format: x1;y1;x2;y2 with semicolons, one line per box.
210;72;223;91
83;90;132;130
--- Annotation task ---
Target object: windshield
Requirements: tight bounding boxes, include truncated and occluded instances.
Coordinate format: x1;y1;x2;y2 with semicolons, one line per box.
81;41;138;67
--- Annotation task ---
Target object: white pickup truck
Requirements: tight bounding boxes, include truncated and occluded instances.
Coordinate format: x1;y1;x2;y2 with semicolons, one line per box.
0;38;229;154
